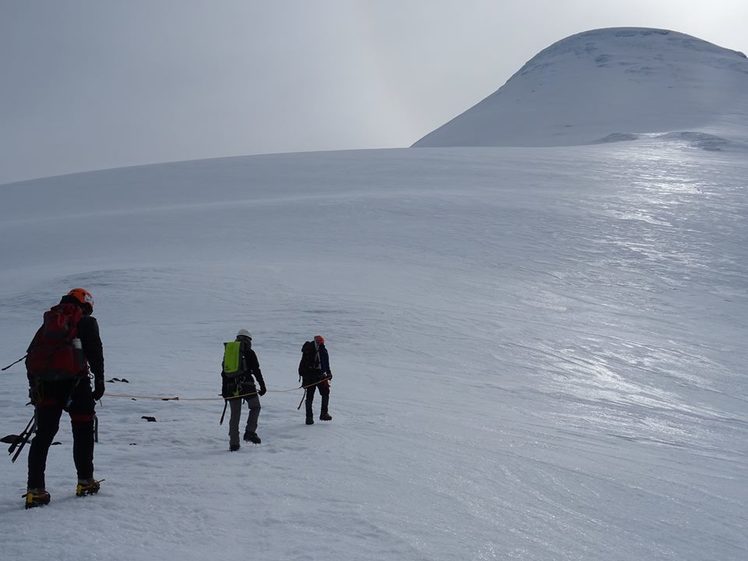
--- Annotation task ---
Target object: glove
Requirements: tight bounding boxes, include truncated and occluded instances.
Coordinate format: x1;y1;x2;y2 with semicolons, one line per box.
325;372;333;381
93;377;105;401
258;385;267;396
28;386;37;406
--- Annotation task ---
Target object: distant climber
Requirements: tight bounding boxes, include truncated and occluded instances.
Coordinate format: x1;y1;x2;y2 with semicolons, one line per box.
298;335;333;425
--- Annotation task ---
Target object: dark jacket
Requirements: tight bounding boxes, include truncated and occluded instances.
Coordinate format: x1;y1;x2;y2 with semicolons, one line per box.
221;335;265;398
318;343;330;375
77;315;104;377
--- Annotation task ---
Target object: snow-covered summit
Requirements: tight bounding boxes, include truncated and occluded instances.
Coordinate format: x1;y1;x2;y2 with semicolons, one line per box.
413;27;748;148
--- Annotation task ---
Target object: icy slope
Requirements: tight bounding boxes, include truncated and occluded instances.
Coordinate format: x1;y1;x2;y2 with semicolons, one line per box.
413;28;748;147
0;142;746;561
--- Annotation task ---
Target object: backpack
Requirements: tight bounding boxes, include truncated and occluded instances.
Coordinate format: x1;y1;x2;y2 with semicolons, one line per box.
26;303;86;381
298;341;319;375
222;340;245;377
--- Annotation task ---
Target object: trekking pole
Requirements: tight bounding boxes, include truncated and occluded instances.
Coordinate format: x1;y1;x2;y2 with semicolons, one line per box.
297;391;305;410
93;414;99;443
2;354;27;371
219;400;228;425
9;413;37;463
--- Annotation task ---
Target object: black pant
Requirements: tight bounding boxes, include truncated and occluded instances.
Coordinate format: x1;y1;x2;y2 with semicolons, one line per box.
27;379;96;489
305;379;330;419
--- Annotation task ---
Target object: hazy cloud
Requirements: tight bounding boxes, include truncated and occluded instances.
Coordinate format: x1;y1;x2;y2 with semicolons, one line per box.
1;0;746;184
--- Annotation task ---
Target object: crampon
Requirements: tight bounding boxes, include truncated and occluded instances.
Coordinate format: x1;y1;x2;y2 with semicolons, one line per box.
76;478;104;497
24;489;51;509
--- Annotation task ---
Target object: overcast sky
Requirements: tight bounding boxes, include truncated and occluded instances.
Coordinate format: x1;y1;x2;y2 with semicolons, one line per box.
1;0;747;184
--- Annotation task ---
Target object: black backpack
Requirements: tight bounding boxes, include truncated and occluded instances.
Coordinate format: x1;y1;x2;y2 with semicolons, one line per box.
298;341;319;376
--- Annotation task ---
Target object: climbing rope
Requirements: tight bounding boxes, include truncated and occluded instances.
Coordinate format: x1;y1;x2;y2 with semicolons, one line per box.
104;377;331;402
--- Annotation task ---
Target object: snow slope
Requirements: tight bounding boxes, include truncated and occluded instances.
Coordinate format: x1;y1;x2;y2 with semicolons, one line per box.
0;139;747;560
413;28;748;148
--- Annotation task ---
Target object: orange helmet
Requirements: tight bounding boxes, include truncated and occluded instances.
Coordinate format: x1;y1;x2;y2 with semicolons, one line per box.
68;288;94;310
314;335;325;345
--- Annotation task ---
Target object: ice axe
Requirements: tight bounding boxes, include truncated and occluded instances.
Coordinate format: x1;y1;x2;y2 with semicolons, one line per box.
9;413;36;463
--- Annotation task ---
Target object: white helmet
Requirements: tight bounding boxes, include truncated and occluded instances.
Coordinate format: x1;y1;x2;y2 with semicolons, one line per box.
237;329;252;339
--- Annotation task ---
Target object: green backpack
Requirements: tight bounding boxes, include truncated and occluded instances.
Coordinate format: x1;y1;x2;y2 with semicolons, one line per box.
222;341;245;377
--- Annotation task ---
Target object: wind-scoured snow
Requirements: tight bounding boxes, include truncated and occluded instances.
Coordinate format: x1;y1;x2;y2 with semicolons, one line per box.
0;140;746;560
413;27;748;148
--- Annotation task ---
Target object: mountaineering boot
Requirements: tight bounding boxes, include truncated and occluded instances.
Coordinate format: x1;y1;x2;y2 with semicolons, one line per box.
305;417;314;425
76;478;101;497
24;488;51;509
230;443;240;452
244;432;261;444
320;412;332;421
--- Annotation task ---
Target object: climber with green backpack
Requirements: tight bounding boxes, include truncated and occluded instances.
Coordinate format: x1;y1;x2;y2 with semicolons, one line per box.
221;329;266;451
